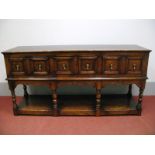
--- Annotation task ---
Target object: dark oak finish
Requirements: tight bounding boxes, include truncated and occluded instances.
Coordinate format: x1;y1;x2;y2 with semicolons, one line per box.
2;45;151;116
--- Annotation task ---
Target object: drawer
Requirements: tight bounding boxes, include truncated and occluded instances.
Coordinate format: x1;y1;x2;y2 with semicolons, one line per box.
53;56;75;75
9;57;26;75
103;56;121;75
30;57;49;75
127;56;143;74
79;56;98;74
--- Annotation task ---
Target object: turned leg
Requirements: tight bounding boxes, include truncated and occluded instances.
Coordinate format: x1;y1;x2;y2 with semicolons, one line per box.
8;82;18;115
23;84;28;98
127;84;132;97
137;87;144;115
96;89;101;116
52;89;58;116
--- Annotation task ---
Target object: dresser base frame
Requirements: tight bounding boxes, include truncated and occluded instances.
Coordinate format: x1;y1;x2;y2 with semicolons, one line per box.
3;45;150;116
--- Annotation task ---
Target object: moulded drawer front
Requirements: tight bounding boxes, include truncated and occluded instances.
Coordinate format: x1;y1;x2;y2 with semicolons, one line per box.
79;56;98;74
30;57;50;75
127;56;143;74
53;56;75;75
9;58;26;75
103;56;121;75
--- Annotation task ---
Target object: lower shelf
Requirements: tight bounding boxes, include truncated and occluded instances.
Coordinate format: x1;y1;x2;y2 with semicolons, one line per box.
17;95;53;115
59;95;96;116
101;95;138;115
16;94;139;116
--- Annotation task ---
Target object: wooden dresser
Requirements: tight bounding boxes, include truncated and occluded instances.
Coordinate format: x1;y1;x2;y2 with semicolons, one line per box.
2;45;151;116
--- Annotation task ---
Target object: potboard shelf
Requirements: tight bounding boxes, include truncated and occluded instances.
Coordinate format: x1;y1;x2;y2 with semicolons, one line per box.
16;94;138;116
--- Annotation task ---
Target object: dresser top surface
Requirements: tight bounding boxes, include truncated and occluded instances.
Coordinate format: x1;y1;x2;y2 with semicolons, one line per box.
2;44;151;53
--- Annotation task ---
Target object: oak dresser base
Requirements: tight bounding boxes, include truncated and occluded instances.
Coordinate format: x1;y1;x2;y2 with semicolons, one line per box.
2;45;150;116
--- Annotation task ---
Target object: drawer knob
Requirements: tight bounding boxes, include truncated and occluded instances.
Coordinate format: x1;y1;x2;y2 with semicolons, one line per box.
86;63;90;70
38;64;42;71
109;64;113;70
62;64;67;70
133;64;136;71
16;64;20;71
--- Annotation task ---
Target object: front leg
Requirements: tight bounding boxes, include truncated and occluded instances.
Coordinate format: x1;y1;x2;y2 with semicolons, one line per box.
52;89;58;116
96;89;101;116
8;81;18;115
23;84;28;98
127;84;132;97
137;87;144;115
